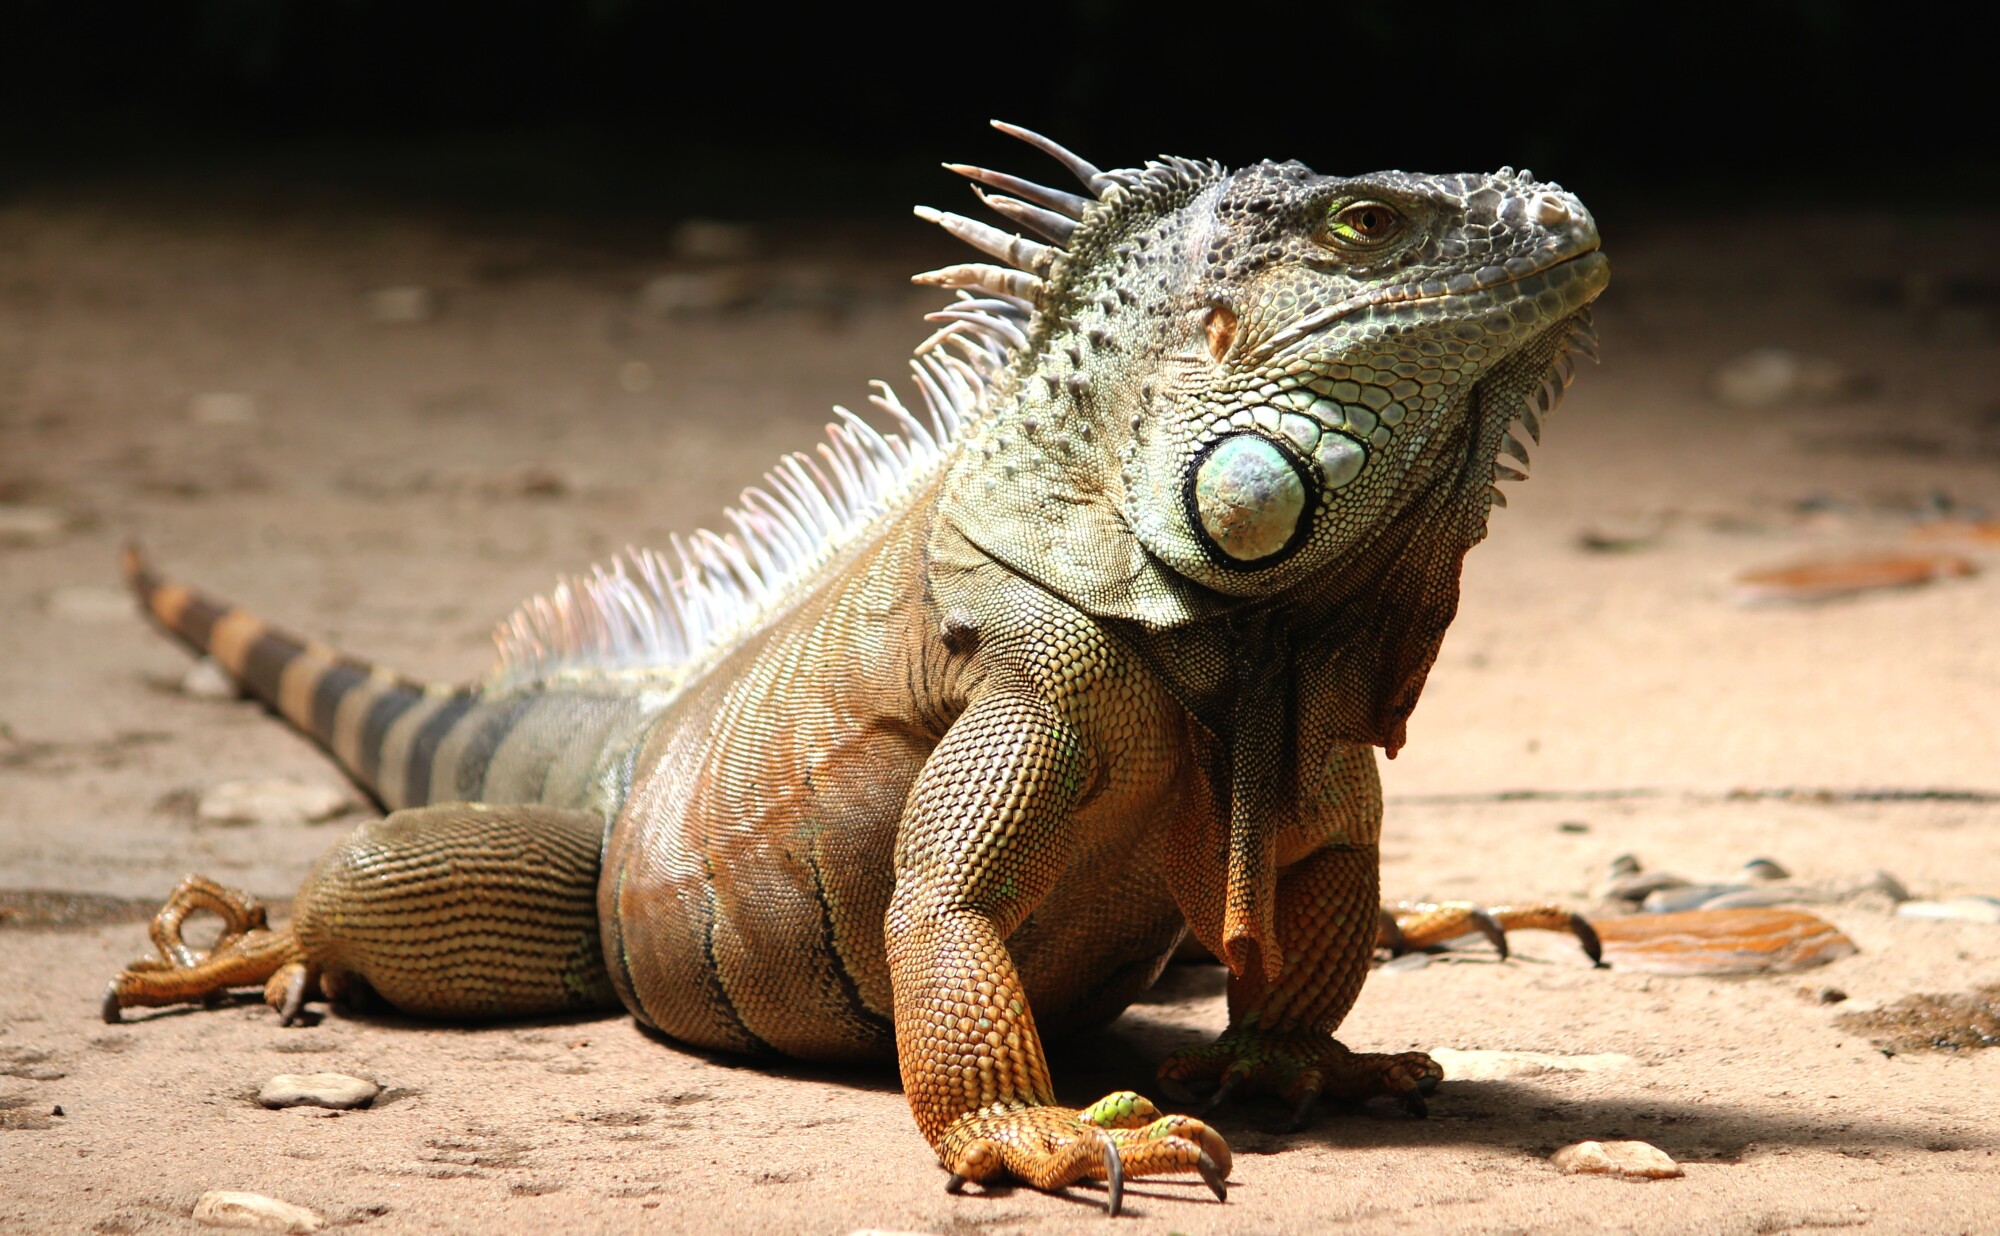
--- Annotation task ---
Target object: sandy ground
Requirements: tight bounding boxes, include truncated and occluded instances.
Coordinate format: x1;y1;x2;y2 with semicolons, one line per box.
2;182;1998;1234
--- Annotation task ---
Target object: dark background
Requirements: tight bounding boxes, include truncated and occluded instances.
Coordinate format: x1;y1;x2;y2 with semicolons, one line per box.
1;1;1987;224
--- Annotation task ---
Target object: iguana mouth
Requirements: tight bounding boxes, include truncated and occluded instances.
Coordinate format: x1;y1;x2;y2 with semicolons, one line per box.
1256;244;1607;363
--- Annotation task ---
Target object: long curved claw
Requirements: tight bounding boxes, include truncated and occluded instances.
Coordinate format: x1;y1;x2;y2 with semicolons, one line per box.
1199;1070;1246;1116
1195;1150;1227;1202
273;964;312;1026
1286;1084;1321;1132
1467;907;1509;959
1099;1130;1123;1217
938;1099;1229;1215
1570;913;1604;966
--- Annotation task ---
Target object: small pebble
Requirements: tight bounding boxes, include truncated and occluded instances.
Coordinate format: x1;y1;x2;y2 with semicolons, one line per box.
1712;880;1832;908
1741;857;1790;881
192;1191;322;1233
197;780;353;826
1601;872;1690;903
45;585;133;623
366;286;435;324
189;392;258;425
1426;1049;1635;1081
1551;1139;1683;1179
181;657;244;700
1856;869;1911;904
0;504;70;545
1642;883;1747;913
1605;853;1643;878
1557;820;1591;834
258;1072;380;1110
1896;897;2000;924
1696;886;1814;910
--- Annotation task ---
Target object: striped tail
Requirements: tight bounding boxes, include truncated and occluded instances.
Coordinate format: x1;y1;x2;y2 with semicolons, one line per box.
125;547;471;811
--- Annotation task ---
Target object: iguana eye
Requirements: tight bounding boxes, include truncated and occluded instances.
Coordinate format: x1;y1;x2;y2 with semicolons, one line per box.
1325;200;1402;247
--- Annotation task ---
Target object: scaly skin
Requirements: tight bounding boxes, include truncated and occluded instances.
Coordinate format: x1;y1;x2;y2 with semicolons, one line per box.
106;125;1608;1215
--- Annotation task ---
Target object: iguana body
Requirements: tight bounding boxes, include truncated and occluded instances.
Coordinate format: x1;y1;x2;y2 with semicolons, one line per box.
108;124;1607;1210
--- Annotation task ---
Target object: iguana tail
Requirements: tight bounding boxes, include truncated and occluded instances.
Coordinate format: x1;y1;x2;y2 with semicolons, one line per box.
125;547;469;811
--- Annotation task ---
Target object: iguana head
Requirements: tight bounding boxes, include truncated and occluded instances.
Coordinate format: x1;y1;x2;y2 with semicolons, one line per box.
1114;160;1606;595
926;125;1606;628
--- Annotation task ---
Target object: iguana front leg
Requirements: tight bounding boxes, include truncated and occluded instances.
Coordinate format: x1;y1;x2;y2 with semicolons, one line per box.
1160;843;1442;1127
887;688;1228;1214
1159;723;1440;1127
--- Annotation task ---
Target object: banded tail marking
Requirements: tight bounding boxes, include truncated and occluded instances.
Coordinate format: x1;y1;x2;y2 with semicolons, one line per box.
123;547;459;808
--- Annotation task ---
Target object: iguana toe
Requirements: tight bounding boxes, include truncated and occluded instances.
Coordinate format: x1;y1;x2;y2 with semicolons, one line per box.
1162;1030;1442;1129
938;1098;1229;1215
1382;899;1602;964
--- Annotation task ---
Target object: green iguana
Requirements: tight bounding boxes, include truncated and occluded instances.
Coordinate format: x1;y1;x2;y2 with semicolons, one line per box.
106;122;1608;1215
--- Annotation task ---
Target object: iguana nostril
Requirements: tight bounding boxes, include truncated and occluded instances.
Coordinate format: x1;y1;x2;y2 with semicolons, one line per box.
1191;434;1307;563
1533;195;1570;226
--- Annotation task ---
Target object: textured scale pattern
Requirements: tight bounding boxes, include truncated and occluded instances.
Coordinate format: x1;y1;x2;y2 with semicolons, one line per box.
107;123;1608;1216
291;804;616;1018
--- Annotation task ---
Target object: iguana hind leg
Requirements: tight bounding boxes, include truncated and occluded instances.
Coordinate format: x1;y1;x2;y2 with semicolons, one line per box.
105;802;620;1024
102;875;305;1022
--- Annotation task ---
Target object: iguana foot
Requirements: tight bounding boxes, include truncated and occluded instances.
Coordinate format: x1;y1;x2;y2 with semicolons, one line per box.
1159;1030;1443;1130
102;875;309;1023
1379;900;1602;964
938;1093;1230;1217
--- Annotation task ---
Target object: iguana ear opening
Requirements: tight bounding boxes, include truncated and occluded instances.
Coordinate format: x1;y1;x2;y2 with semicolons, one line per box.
1183;434;1314;569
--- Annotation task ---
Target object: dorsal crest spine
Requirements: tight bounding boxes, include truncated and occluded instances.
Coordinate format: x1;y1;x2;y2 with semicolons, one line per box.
491;123;1141;687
